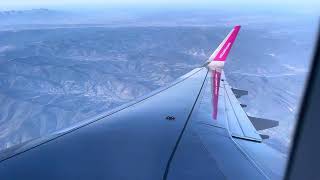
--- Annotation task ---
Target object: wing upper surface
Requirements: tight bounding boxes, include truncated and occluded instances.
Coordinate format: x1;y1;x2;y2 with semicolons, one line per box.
0;68;208;179
0;26;285;180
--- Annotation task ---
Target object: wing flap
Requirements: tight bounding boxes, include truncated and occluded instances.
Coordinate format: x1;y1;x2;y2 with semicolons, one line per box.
222;73;262;142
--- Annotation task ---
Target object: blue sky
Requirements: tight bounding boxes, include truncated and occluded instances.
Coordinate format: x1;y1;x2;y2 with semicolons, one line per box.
1;0;319;11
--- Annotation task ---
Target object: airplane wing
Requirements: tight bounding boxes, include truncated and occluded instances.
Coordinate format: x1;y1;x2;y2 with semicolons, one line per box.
0;26;285;180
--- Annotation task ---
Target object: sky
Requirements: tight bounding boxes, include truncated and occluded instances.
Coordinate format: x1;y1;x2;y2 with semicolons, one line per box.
0;0;319;11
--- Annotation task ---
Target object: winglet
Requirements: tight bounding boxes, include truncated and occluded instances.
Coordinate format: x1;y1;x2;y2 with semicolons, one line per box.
209;25;241;62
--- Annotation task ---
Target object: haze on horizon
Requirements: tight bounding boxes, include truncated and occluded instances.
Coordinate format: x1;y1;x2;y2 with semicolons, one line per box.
0;0;319;14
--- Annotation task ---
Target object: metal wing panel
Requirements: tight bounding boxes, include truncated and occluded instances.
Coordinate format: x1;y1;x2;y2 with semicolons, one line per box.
234;138;286;180
0;68;208;179
167;69;285;180
167;71;268;180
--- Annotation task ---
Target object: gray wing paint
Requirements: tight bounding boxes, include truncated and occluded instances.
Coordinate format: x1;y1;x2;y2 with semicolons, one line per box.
0;67;285;180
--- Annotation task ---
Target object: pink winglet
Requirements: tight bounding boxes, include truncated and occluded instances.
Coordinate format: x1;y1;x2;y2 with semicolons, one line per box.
213;25;241;61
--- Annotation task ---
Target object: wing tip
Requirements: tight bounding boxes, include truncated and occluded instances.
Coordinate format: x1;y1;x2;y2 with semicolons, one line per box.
212;25;241;62
233;25;241;34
